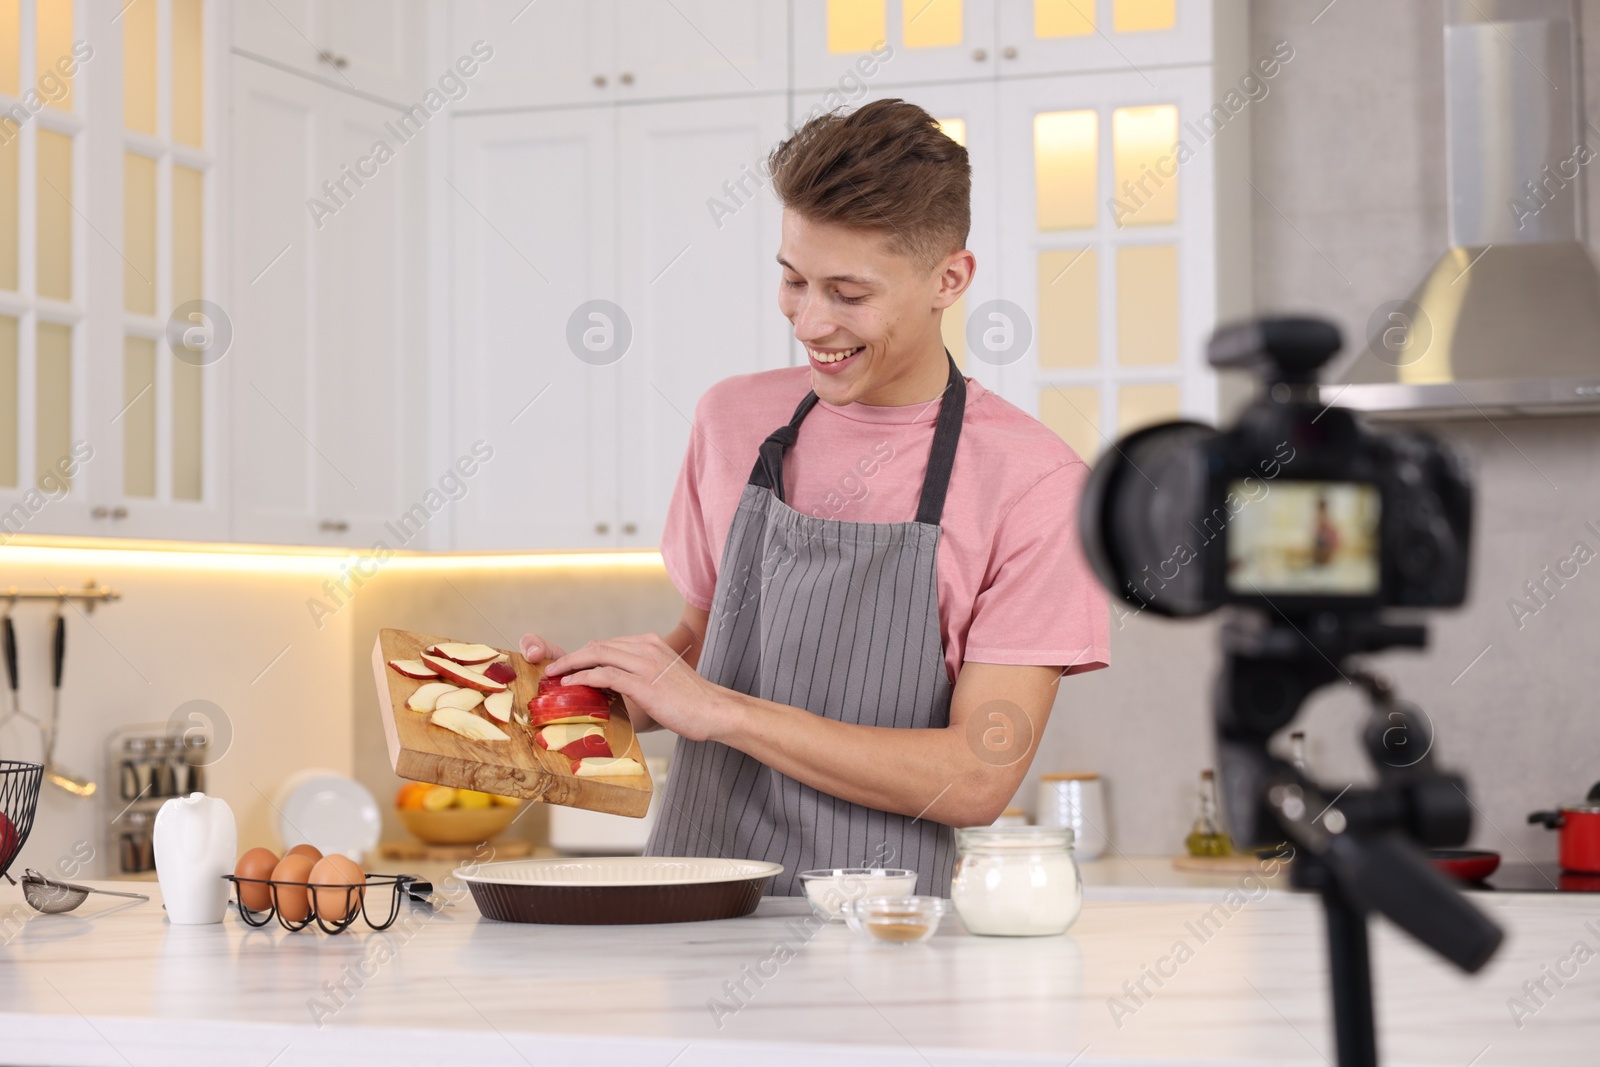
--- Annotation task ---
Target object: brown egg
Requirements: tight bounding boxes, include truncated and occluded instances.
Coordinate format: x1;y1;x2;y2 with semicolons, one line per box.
309;854;366;924
270;853;317;922
232;847;280;912
286;843;323;864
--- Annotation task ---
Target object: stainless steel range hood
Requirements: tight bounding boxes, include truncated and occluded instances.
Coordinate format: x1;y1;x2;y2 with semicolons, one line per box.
1326;0;1600;417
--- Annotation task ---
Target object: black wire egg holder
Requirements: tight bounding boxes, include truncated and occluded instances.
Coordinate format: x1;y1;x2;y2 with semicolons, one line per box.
223;872;420;934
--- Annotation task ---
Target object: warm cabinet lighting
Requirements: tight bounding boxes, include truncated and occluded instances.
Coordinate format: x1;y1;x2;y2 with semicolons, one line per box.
1114;0;1176;33
1034;110;1098;231
1111;104;1178;227
1034;0;1094;38
0;536;665;576
904;0;962;49
827;0;886;53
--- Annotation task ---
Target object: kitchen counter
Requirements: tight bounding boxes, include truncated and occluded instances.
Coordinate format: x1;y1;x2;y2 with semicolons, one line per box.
2;862;1596;1066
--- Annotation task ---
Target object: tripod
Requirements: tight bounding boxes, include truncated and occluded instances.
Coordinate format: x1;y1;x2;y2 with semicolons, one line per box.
1213;610;1503;1067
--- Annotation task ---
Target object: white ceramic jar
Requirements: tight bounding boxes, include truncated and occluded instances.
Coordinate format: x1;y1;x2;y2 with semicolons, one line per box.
1035;772;1107;860
950;826;1082;937
153;792;236;924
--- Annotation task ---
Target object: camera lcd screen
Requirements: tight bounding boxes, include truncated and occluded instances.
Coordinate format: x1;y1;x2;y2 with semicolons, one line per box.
1225;481;1381;597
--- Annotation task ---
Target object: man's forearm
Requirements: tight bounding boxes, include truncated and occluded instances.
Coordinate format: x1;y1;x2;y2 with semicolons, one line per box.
711;688;1001;827
627;620;704;733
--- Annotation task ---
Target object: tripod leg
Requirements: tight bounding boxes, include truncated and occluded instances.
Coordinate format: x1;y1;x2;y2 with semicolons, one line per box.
1323;885;1379;1067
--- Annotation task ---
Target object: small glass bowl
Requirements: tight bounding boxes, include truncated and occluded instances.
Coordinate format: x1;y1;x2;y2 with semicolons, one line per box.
798;868;918;921
840;895;948;945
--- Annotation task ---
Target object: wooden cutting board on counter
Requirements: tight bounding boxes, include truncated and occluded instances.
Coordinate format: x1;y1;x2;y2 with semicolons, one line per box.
372;628;652;818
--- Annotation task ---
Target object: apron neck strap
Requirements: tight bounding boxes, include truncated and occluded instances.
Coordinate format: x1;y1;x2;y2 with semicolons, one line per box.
915;354;966;526
748;353;966;527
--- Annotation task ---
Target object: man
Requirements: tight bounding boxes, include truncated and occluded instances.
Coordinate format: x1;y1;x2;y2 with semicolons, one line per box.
523;99;1109;896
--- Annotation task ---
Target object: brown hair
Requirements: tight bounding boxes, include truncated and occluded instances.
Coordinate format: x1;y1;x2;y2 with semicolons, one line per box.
767;99;970;267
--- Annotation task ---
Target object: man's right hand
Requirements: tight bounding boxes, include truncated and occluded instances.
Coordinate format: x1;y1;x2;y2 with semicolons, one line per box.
519;633;568;665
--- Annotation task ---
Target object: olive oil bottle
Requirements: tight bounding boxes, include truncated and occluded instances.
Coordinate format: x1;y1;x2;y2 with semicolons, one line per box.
1185;769;1235;857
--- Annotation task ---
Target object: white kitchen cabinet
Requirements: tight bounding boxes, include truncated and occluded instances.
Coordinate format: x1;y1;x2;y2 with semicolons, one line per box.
792;0;998;92
445;1;786;111
994;0;1216;78
443;0;617;110
991;66;1220;462
229;58;422;548
614;94;792;547
446;110;619;551
232;0;423;104
446;94;790;551
614;0;788;99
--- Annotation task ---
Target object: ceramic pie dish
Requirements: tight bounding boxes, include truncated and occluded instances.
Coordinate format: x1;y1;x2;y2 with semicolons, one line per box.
454;856;782;924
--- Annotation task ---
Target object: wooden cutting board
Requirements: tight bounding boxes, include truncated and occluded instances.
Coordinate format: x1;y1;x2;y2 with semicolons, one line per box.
373;628;652;818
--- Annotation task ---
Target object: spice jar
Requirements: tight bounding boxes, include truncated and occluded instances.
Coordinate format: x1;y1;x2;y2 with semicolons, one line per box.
950;826;1082;937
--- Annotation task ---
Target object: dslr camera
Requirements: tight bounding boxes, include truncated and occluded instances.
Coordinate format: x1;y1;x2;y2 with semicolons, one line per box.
1079;317;1473;619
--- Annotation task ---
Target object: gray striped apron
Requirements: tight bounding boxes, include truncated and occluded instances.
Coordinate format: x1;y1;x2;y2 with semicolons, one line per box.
646;356;966;896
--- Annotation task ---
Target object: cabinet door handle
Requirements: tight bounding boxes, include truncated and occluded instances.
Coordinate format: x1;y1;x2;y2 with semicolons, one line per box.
1002;46;1018;60
593;74;608;88
619;72;634;86
317;50;349;70
91;506;108;520
320;519;349;533
111;506;128;520
972;48;988;61
622;522;637;535
594;522;610;535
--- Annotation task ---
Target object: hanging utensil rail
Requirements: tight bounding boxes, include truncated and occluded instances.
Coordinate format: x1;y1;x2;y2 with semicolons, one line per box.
1;581;119;612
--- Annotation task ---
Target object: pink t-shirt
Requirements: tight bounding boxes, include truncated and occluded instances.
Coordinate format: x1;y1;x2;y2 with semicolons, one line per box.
662;366;1110;684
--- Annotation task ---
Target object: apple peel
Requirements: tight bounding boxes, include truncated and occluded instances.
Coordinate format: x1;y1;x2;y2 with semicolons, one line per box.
421;653;508;694
483;691;513;723
389;658;440;680
427;642;500;665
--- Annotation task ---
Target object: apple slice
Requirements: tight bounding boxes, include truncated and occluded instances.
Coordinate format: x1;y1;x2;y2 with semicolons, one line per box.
388;658;440;680
527;703;610;728
534;723;606;750
421;653;508;694
426;642;500;665
482;660;516;685
430;706;510;742
406;682;459;712
483;690;514;723
571;756;645;778
435;688;484;712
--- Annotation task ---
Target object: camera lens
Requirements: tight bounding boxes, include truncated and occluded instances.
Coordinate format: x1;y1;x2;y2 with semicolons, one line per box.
1079;420;1220;618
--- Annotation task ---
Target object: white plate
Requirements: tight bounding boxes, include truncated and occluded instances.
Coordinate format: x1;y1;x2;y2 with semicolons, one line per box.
272;769;381;859
453;856;784;888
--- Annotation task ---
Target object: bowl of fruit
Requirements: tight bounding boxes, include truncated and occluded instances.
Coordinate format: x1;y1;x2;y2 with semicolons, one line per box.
395;783;522;845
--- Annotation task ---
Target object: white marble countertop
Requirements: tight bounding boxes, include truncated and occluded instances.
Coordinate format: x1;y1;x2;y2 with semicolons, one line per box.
1;859;1596;1066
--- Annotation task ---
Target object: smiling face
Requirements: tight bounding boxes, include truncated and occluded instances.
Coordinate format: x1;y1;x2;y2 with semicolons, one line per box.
777;211;975;408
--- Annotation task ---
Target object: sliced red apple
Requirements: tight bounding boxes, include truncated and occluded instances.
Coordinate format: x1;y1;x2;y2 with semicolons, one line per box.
426;642;500;665
527;703;610;728
530;687;610;712
482;690;514;723
482;660;516;685
420;653;507;694
406;682;459;712
534;723;606;751
435;688;484;712
430;706;510;742
571;756;644;777
388;658;440;680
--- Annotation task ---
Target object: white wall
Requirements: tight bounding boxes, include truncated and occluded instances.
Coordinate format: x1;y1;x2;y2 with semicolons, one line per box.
1;545;354;879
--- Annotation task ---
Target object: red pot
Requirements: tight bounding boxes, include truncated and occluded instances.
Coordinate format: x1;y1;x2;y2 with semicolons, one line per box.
1529;797;1600;873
